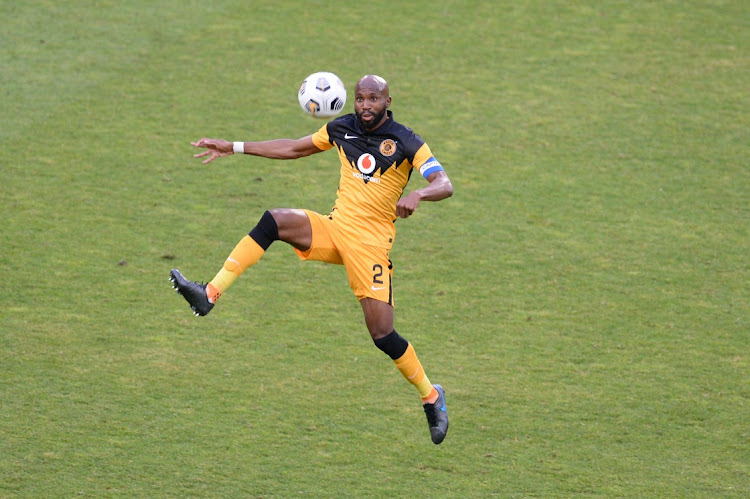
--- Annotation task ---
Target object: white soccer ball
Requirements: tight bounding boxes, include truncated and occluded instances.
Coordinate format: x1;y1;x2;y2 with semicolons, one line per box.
298;72;347;119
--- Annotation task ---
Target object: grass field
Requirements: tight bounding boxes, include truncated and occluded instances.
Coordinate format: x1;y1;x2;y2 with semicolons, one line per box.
2;0;748;497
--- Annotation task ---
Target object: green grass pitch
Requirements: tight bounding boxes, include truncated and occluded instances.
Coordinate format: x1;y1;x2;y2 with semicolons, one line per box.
2;1;748;496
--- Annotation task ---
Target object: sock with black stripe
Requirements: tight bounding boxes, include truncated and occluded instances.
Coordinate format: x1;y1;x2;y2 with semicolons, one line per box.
374;330;438;403
207;211;279;303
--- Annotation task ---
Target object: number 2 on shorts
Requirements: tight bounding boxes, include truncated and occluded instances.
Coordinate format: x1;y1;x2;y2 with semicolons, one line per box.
372;264;384;284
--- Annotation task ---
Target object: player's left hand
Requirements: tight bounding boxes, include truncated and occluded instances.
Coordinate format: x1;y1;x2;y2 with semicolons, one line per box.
396;192;422;218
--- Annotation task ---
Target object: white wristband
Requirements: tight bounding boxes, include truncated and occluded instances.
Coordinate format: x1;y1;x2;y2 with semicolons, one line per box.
233;141;244;154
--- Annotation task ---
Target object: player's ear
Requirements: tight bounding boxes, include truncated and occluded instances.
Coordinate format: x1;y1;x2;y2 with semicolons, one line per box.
386;96;392;108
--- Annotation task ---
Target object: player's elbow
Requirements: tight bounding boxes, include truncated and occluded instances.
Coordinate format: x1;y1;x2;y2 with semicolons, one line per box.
442;178;454;199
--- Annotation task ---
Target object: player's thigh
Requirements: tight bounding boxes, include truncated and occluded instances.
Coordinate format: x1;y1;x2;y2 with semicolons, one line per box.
360;297;394;339
293;210;344;264
270;208;312;251
341;241;393;306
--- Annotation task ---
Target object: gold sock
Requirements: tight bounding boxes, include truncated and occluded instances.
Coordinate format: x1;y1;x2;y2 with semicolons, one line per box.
208;235;266;300
393;344;437;402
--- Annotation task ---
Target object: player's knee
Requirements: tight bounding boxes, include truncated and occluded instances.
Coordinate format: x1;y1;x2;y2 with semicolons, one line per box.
249;210;280;250
368;326;392;341
257;210;280;239
373;329;409;360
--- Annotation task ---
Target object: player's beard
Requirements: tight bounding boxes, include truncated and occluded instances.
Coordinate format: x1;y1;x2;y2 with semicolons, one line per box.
356;108;387;131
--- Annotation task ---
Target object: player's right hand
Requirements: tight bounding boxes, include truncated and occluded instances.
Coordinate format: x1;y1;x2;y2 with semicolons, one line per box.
191;138;233;164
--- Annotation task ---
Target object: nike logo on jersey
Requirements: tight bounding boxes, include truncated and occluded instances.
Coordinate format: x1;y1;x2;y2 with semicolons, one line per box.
371;285;387;291
344;133;358;139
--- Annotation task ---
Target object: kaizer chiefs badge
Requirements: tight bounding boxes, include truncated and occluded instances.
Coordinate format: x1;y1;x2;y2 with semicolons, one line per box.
379;139;396;157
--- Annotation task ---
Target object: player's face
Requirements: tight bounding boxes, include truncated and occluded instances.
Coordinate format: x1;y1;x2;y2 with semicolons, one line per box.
354;86;391;131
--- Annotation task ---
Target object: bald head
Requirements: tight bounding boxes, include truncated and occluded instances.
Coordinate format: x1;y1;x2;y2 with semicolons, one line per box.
354;75;392;131
355;74;390;97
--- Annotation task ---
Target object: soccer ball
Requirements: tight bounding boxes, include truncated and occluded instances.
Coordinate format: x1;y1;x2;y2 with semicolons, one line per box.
298;72;347;119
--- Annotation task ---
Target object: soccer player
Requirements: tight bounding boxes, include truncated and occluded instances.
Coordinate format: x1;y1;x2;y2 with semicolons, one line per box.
170;75;453;444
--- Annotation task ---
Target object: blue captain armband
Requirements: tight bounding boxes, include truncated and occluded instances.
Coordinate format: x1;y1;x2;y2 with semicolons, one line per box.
418;157;444;179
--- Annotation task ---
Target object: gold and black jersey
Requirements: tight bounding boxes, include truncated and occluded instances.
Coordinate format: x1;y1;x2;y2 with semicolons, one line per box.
311;111;444;249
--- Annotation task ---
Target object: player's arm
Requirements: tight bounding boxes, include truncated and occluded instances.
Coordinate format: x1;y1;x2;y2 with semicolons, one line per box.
191;135;322;164
396;170;453;219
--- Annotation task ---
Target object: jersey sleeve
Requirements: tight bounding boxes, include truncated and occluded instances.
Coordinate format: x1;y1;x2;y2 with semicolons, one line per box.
412;143;445;179
311;123;334;151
